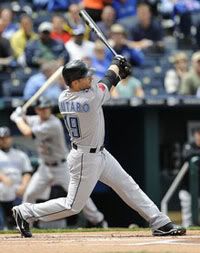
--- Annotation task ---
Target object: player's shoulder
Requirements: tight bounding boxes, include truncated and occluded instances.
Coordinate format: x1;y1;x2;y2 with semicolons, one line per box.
59;88;70;102
50;114;61;123
10;148;29;159
49;115;63;129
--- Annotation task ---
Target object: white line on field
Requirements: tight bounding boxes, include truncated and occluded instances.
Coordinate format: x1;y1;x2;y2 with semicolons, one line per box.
64;237;200;247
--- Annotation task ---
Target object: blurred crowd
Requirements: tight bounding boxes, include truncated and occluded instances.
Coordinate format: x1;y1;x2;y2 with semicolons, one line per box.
1;0;200;100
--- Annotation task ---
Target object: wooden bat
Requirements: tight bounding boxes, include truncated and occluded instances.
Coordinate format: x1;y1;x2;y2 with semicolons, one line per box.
22;66;63;112
79;10;117;56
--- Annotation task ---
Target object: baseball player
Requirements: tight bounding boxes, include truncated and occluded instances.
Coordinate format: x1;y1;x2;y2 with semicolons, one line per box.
10;97;107;229
0;126;32;229
11;56;186;238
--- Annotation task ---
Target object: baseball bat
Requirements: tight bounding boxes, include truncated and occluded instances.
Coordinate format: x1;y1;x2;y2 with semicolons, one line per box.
22;66;63;112
79;10;117;56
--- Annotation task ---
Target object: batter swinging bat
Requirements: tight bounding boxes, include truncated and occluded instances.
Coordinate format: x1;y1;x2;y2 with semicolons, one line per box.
79;10;117;57
22;66;63;112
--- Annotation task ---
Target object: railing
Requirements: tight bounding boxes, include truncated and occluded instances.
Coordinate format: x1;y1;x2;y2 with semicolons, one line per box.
161;162;189;215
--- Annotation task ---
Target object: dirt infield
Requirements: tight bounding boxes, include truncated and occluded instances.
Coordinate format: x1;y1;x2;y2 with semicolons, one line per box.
1;230;200;253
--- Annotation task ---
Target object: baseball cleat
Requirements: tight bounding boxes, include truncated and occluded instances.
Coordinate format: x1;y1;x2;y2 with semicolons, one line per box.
152;222;186;236
12;206;32;238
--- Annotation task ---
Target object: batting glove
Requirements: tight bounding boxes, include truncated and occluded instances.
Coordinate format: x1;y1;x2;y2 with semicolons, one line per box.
112;55;132;79
10;106;24;123
111;55;127;67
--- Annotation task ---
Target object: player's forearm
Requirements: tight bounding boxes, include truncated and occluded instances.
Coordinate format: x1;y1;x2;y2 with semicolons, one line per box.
0;173;13;185
16;118;33;137
16;173;31;197
100;67;120;90
20;174;31;188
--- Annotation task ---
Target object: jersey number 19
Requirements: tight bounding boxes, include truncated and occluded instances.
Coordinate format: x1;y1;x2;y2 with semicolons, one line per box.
63;116;81;138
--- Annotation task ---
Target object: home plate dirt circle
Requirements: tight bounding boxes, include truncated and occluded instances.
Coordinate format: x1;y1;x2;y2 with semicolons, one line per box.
0;230;200;253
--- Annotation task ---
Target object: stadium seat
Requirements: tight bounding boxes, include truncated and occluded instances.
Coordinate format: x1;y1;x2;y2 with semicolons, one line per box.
2;67;38;97
2;79;26;97
12;67;38;83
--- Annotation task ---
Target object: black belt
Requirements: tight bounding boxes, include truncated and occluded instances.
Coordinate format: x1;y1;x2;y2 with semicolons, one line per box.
72;143;104;153
45;159;66;167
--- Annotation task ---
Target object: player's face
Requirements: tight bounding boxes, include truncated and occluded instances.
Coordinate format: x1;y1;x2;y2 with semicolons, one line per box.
0;136;12;150
77;76;93;90
35;107;52;120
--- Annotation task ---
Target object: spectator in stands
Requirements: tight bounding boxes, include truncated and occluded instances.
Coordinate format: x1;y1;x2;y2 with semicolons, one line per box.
81;0;110;22
25;21;69;68
64;4;90;40
23;61;64;102
91;40;111;80
111;74;144;98
51;15;71;43
180;51;200;95
10;14;38;65
90;6;116;41
108;24;144;66
0;7;18;40
112;0;137;20
164;52;189;95
0;18;13;95
0;126;32;229
65;24;94;61
129;2;164;53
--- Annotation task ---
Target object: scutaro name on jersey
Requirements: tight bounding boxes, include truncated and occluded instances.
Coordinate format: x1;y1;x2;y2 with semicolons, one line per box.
60;101;90;113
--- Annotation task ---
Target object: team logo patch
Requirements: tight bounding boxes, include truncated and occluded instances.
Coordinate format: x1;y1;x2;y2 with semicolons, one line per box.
98;83;106;92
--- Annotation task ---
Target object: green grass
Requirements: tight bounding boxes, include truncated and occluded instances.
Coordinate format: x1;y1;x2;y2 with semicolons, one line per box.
0;226;199;234
0;227;148;234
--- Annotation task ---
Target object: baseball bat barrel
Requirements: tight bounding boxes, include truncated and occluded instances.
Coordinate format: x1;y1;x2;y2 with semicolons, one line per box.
22;66;63;112
79;10;117;56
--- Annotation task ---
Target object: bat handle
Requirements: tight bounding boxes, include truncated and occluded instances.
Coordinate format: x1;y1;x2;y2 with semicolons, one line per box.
109;46;118;57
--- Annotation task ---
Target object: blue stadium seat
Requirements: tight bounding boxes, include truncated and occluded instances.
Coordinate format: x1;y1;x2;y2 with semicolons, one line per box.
12;67;38;83
32;11;53;31
3;67;38;97
144;86;167;97
2;79;26;97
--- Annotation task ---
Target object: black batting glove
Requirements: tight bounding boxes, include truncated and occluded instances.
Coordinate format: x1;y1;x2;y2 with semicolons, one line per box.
111;55;127;68
112;55;132;79
119;61;132;79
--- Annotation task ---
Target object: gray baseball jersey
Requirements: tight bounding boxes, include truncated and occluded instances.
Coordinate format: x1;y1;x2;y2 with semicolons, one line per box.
26;115;67;163
59;83;110;147
0;148;32;201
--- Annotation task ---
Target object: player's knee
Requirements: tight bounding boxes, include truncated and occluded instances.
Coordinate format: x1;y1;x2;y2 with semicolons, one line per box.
70;202;85;215
72;206;82;215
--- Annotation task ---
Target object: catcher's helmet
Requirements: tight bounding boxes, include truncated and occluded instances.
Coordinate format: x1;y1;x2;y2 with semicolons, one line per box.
62;60;94;86
0;126;11;137
34;96;52;108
